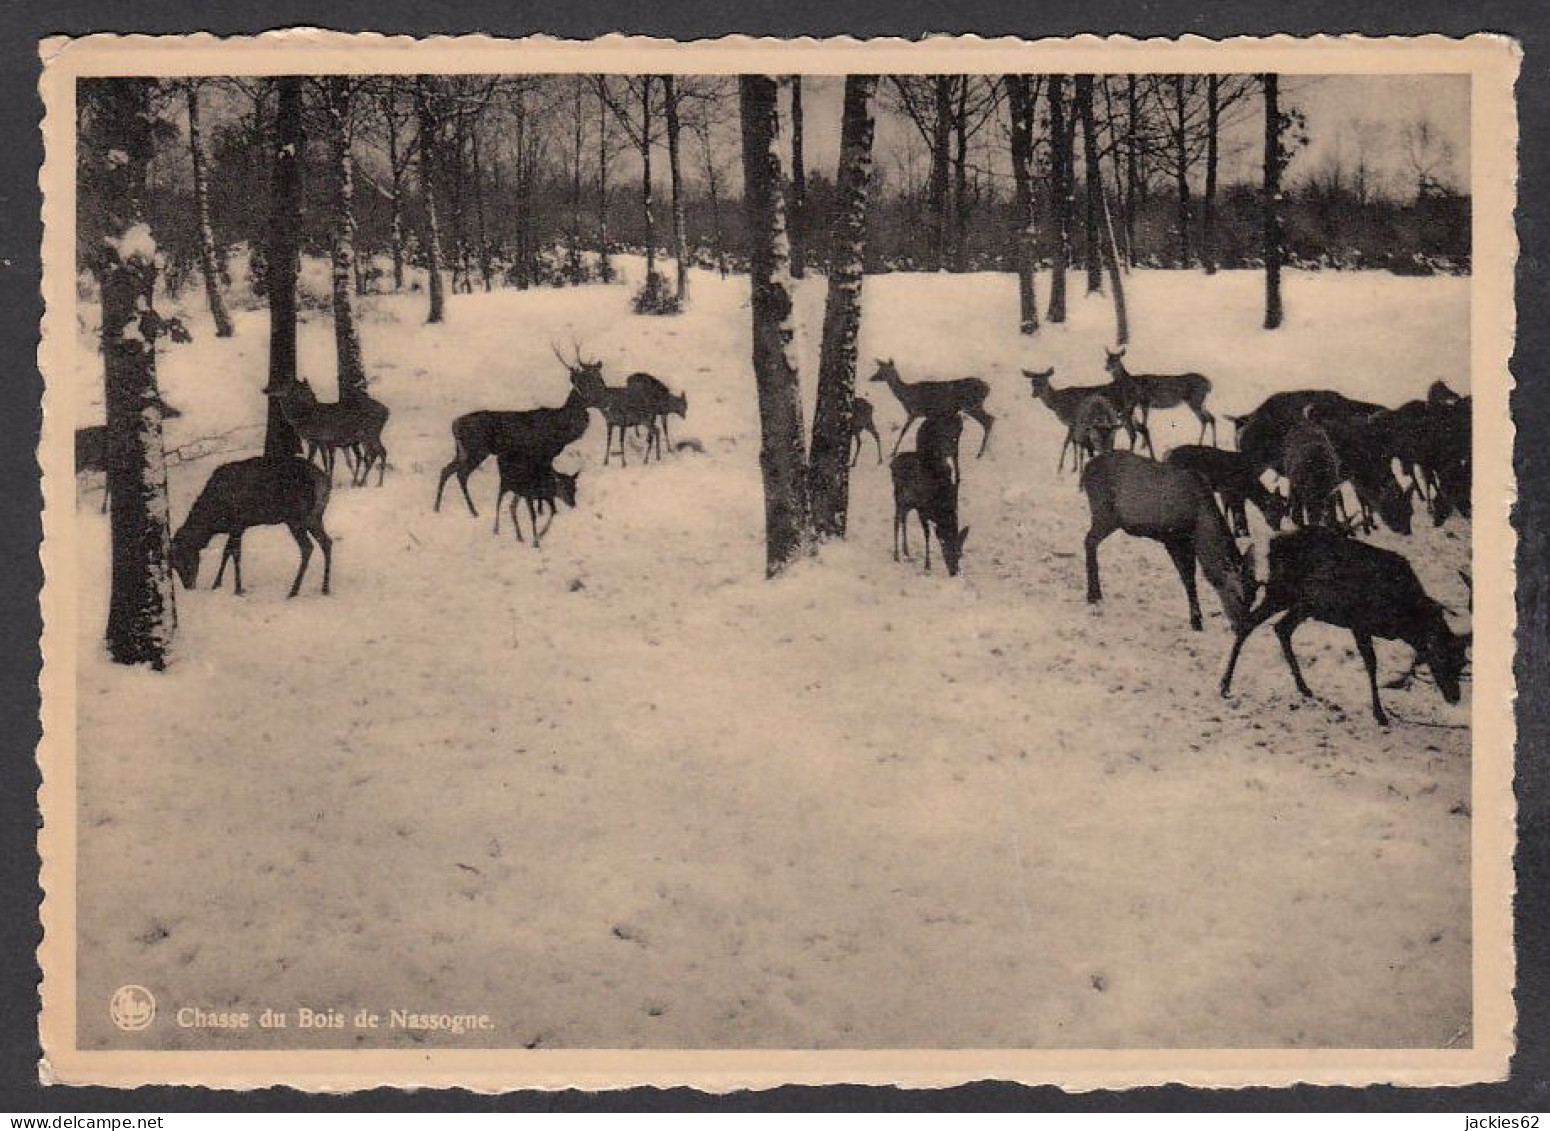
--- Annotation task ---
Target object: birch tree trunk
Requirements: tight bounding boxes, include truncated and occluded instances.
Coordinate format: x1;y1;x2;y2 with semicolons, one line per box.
663;75;689;305
326;77;367;398
1203;74;1220;275
1100;180;1130;345
1046;74;1069;323
264;76;303;455
1005;74;1040;334
92;78;177;667
809;75;878;541
413;78;446;323
789;76;806;279
185;81;233;338
1078;75;1104;294
1263;73;1284;329
384;83;405;292
739;75;809;575
641;75;657;280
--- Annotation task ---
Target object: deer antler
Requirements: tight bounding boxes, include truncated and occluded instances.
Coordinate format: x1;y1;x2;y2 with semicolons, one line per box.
550;341;572;371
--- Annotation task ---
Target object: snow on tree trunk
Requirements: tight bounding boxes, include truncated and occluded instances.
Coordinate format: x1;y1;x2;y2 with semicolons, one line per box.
185;81;233;338
413;78;446;324
809;75;877;541
91;78;177;667
930;76;952;272
1263;73;1284;329
641;76;657;280
739;75;809;575
326;78;367;398
385;85;405;292
1046;74;1069;323
1005;74;1040;334
1204;74;1220;276
264;76;303;456
663;75;689;305
789;76;806;279
1078;75;1104;295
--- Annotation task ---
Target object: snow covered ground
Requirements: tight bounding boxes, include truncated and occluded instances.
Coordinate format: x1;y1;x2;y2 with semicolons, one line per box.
69;262;1473;1050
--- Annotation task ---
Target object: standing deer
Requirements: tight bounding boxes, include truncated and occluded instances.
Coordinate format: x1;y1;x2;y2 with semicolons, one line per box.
1282;420;1344;530
625;372;689;458
849;396;884;467
1022;366;1147;469
267;378;389;488
1220;527;1469;726
890;412;969;576
869;358;995;458
1104;347;1216;446
433;343;595;515
169;456;333;598
1080;451;1255;633
1164;444;1289;536
566;352;662;467
493;452;580;548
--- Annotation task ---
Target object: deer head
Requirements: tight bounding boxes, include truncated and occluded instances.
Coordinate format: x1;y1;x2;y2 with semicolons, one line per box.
868;359;899;384
169;527;203;591
940;525;970;577
552;339;605;398
1021;367;1054;396
555;470;580;509
1375;476;1416;536
1261;487;1291;531
1103;347;1127;377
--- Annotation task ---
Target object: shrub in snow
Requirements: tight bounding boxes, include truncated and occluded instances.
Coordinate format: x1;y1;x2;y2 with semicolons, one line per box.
631;270;681;315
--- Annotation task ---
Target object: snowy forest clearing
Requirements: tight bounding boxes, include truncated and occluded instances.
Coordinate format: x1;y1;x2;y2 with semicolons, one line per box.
73;264;1472;1050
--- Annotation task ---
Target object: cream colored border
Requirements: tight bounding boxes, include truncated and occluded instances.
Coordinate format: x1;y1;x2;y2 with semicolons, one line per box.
37;31;1520;1093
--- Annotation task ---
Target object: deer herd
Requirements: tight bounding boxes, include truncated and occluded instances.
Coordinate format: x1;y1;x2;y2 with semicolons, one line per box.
85;331;1473;728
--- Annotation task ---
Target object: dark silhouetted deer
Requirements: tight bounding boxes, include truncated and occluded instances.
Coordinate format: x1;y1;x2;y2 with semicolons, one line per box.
870;358;995;458
890;413;969;576
1104;347;1216;446
625;372;688;458
169;456;333;598
493;453;580;548
849;396;884;467
1022;366;1146;468
1164;444;1289;536
267;378;389;488
1080;451;1255;633
1220;527;1469;726
434;343;595;515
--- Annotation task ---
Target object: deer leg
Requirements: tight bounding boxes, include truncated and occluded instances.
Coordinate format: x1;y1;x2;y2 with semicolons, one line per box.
970;409;994;458
1084;525;1111;604
511;496;525;542
871;426;884;465
891;415;916;457
921;513;933;572
850;433;860;468
1353;630;1389;726
374;440;388;487
1273;612;1314;698
896;507;911;560
311;522;332;594
1165;537;1204;631
493;488;505;534
229;533;245;596
1220;595;1286;697
212;540;233;589
285;523;312;599
529;498;542;549
537;500;556;540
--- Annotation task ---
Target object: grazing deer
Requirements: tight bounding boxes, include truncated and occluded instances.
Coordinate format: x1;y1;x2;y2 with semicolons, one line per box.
869;358;995;458
1164;444;1288;537
493;453;579;548
625;372;689;458
849;396;884;467
1282;420;1345;530
1317;411;1416;536
169;456;333;598
1022;367;1146;469
1104;347;1216;446
1080;451;1256;633
1220;527;1469;726
434;344;596;515
267;379;389;488
891;413;969;576
1229;390;1385;447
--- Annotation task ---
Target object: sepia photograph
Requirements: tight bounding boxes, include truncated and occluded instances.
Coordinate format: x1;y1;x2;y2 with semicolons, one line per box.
35;33;1518;1091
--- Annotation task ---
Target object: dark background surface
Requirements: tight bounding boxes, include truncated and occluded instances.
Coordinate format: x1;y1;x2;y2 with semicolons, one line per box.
1;0;1544;1112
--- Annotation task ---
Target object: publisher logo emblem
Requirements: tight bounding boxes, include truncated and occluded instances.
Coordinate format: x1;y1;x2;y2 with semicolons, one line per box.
109;985;155;1032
